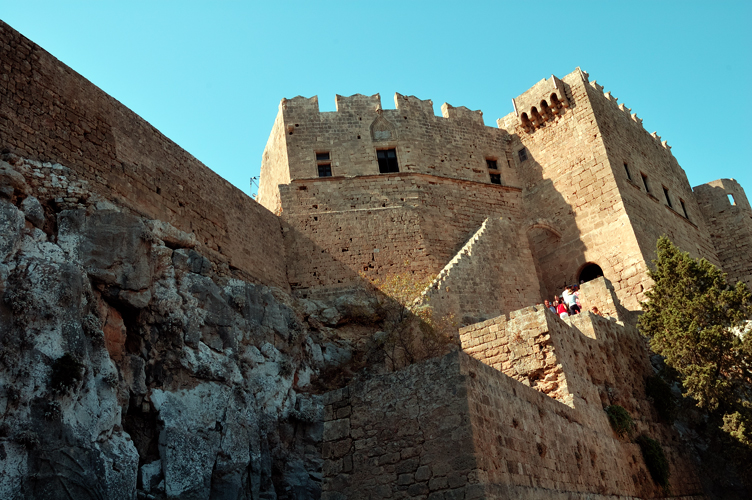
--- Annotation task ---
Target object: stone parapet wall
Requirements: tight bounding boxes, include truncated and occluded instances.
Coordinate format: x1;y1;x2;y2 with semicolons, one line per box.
259;92;518;191
458;301;653;427
322;351;705;498
0;21;288;289
694;179;752;289
279;173;528;292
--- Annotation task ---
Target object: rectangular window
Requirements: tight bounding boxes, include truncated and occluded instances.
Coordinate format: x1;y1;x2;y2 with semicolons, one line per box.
641;173;650;193
486;159;498;170
489;173;501;185
680;199;689;219
316;151;332;177
318;164;332;177
663;186;672;208
377;149;399;173
728;193;736;205
624;163;632;180
518;148;528;162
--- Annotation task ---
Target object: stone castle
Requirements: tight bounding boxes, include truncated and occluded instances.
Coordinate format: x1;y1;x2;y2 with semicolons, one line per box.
1;19;750;499
257;69;751;321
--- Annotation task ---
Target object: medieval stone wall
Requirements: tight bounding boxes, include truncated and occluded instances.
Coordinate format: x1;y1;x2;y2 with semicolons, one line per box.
694;179;752;288
259;92;517;189
322;350;705;499
0;21;288;289
278;173;526;294
498;71;648;309
258;111;291;215
583;76;720;290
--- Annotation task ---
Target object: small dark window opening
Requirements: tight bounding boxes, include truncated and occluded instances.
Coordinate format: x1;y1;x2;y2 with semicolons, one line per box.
680;199;689;219
377;149;399;173
318;164;332;177
624;163;631;181
518;148;528;162
489;173;501;185
663;186;672;208
579;263;604;283
316;152;332;177
486;159;498;170
641;173;650;193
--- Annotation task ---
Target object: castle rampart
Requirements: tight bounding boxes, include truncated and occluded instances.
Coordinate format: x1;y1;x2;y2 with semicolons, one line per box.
0;20;289;290
279;173;527;294
322;348;704;499
694;178;752;288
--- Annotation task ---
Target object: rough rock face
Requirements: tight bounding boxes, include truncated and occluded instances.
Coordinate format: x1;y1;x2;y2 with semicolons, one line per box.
0;158;367;499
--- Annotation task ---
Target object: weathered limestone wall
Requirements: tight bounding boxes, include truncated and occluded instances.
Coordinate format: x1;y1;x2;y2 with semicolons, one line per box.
257;110;291;215
421;216;541;325
582;76;720;287
278;173;525;293
0;21;288;289
498;70;648;309
694;179;752;289
320;354;483;499
258;92;517;189
322;351;705;499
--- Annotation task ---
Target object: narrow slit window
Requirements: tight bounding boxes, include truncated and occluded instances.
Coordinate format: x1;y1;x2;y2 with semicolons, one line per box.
624;163;632;180
518;148;528;162
728;193;736;205
663;186;672;208
680;199;689;219
641;173;650;193
377;149;399;173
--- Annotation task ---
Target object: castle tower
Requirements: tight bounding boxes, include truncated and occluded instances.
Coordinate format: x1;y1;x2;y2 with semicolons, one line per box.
694;179;752;288
258;93;541;321
498;69;728;309
259;69;750;313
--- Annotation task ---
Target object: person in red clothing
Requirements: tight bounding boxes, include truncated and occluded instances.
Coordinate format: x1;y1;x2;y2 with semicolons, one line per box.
556;299;569;319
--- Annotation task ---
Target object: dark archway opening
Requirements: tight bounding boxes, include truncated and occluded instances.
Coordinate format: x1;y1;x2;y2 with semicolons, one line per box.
579;263;603;284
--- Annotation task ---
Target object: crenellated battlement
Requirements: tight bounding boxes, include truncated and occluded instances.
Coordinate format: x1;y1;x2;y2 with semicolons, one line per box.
586;76;674;153
394;93;435;115
335;93;381;113
280;95;319;114
277;92;492;126
441;102;484;126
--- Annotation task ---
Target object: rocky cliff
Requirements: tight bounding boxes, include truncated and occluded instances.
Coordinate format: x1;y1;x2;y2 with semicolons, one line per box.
0;155;374;499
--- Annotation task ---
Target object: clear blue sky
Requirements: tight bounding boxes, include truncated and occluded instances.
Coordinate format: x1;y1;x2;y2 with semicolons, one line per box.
1;1;750;197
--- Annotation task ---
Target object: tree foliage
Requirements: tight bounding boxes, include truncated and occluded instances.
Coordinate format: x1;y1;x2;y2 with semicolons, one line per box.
364;270;457;370
638;236;752;447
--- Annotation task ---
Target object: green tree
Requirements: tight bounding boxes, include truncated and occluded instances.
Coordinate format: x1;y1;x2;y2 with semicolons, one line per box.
638;236;752;447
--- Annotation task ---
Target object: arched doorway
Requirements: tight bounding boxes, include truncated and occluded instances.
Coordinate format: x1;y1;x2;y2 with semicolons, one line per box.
579;263;604;283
